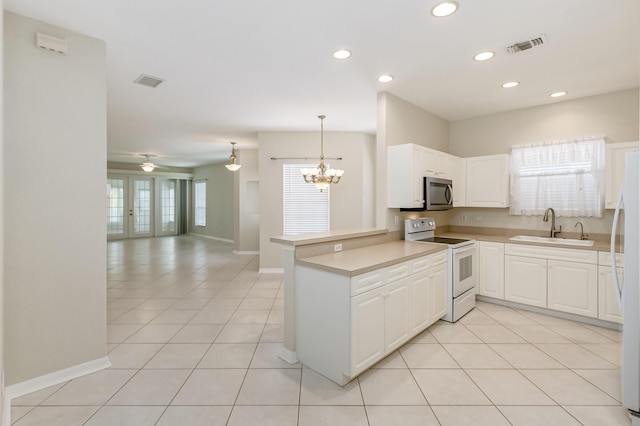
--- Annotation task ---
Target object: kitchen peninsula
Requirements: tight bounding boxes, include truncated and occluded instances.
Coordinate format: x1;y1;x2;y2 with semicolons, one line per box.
271;229;447;384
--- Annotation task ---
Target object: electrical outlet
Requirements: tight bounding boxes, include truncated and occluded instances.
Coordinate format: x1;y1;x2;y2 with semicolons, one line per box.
334;244;343;252
461;215;468;222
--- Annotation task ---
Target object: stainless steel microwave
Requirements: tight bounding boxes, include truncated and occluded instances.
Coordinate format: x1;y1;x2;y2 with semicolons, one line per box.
425;177;453;210
400;177;453;211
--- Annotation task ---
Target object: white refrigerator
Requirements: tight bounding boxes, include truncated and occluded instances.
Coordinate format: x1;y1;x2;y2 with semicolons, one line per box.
612;150;640;424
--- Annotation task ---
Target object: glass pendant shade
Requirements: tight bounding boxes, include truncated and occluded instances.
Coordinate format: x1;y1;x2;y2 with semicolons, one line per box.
225;142;242;171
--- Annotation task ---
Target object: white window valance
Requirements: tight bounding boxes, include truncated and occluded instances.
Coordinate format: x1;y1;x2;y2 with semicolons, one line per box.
509;138;605;217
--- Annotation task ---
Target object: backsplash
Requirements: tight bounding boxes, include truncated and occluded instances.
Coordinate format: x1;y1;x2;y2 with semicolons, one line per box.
386;209;451;232
448;207;615;238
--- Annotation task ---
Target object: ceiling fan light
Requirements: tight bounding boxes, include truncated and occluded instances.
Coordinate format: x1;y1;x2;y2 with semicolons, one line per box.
140;155;156;172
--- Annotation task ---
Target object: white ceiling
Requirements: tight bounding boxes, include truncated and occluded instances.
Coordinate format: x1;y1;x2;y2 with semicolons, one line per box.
5;0;639;168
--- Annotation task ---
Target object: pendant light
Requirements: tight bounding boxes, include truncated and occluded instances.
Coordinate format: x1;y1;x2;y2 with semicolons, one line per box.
225;142;241;171
300;115;344;192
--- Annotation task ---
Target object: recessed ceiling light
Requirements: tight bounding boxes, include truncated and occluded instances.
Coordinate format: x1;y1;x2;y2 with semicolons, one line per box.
378;75;394;83
431;1;458;17
550;91;567;98
473;51;495;61
502;81;519;88
333;49;352;59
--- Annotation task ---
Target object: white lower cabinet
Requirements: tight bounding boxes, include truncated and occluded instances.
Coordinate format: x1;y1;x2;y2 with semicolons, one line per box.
428;263;448;324
409;263;448;334
350;287;385;376
478;241;505;298
296;250;447;385
504;255;547;307
383;279;411;353
547;260;598;318
598;265;623;324
503;244;603;319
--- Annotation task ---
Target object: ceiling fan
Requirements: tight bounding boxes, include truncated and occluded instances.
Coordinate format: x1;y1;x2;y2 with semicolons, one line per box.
140;155;158;172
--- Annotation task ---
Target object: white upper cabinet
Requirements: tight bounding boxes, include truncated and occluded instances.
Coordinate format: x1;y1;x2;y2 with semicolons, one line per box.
605;141;638;209
387;144;452;209
465;154;510;208
449;155;466;207
424;148;450;178
387;144;427;209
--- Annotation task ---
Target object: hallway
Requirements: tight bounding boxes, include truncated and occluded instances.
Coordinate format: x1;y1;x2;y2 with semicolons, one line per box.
10;236;630;425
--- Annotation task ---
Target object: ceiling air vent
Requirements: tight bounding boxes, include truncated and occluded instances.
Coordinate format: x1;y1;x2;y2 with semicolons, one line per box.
133;74;164;88
506;34;547;54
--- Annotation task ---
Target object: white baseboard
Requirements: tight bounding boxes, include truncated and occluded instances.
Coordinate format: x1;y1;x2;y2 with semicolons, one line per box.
259;268;284;274
232;250;259;255
190;233;234;244
3;356;111;426
278;347;298;365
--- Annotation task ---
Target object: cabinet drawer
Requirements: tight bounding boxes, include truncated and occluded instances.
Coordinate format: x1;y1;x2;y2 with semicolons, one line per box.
387;262;410;283
598;251;624;268
351;270;386;296
505;243;597;264
411;256;431;274
429;250;448;267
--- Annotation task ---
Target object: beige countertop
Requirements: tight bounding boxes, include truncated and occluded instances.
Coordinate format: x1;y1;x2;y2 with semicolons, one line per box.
297;240;447;277
270;228;387;246
439;232;613;252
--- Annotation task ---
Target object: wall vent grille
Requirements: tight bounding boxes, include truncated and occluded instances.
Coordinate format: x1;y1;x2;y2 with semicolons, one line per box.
134;74;164;88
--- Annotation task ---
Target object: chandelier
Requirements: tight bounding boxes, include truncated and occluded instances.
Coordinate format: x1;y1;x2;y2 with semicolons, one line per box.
225;142;242;171
300;115;344;192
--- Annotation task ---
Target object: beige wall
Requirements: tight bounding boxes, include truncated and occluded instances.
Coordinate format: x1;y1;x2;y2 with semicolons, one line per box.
449;88;639;157
0;0;4;415
377;92;451;232
258;131;375;270
234;149;259;253
381;92;449;151
448;88;640;232
4;12;107;385
191;162;235;241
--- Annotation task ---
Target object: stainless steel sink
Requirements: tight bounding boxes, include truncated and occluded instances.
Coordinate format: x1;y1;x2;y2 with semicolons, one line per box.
509;235;595;246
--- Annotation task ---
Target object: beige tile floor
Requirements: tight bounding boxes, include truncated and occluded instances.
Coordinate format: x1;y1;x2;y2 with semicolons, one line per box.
11;236;632;425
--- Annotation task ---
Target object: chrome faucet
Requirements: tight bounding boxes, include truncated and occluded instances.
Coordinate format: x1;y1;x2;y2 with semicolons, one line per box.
574;221;588;240
543;208;561;238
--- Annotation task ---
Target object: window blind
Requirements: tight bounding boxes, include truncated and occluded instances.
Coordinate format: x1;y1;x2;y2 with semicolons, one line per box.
510;139;605;217
194;181;206;226
283;164;329;235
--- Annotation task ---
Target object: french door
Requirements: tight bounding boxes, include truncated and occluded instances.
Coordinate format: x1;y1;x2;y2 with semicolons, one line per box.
107;176;155;239
156;179;177;236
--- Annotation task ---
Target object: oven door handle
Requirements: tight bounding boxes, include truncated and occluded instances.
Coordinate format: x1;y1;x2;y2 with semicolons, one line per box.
452;242;476;255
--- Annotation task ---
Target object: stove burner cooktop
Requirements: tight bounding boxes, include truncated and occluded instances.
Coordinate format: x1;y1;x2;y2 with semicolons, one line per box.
416;237;470;245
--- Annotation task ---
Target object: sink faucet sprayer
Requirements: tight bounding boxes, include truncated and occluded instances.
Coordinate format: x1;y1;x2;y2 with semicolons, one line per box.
542;208;561;238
